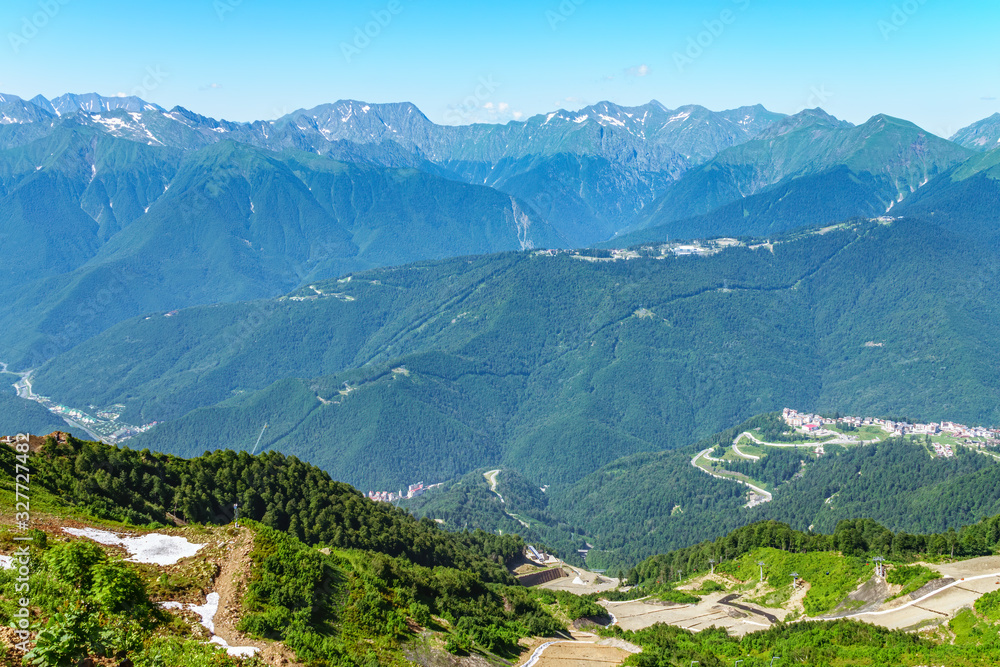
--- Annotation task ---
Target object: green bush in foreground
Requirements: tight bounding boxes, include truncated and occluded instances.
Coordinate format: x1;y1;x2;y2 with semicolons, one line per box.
976;590;1000;621
235;521;565;664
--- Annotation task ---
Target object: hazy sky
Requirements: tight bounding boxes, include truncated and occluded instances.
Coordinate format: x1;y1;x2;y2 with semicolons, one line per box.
0;0;996;137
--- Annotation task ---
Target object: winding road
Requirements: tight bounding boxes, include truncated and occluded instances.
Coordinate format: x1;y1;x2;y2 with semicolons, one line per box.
483;469;530;528
736;431;859;448
691;448;773;505
731;441;761;461
484;469;505;503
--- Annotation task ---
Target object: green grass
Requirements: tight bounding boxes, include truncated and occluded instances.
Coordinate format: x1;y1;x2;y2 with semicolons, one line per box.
887;564;942;600
950;609;987;646
656;588;700;605
746;429;824;446
692;579;728;595
851;425;889;442
721;548;873;616
975;589;1000;622
732;442;765;458
698;456;771;492
721;447;746;461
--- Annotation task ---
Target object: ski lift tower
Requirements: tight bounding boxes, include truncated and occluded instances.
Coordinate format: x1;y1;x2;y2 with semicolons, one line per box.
233;503;239;528
790;571;800;587
757;561;766;583
709;558;716;575
873;556;885;578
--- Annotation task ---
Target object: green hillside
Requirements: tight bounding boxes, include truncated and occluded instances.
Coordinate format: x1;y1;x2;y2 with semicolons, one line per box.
896;147;1000;242
0;434;585;665
603;165;890;246
399;414;1000;571
633;112;972;237
22;215;1000;494
12;434;1000;666
0;132;563;371
401;467;594;564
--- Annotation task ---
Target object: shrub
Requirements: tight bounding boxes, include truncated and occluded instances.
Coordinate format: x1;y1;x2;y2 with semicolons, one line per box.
444;633;472;655
408;601;432;627
975;590;1000;621
44;541;105;590
696;580;727;594
25;607;97;667
92;561;149;614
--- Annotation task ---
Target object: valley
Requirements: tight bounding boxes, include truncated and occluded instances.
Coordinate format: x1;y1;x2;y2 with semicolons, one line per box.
404;410;1000;574
6;1;1000;664
0;362;156;444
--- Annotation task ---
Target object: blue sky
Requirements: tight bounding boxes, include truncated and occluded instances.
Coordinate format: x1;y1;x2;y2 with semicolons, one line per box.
0;0;996;137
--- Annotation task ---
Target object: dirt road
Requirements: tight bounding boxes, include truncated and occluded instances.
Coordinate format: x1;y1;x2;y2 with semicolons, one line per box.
838;558;1000;630
603;592;782;637
520;634;631;667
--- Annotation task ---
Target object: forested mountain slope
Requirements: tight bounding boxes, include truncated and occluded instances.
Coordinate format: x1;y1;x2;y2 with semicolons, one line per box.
630;112;973;238
0;130;562;369
29;215;1000;491
0;433;584;665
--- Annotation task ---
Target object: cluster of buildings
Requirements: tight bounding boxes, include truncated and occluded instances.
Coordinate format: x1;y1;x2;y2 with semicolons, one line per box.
106;421;159;444
367;482;430;503
932;442;955;458
782;408;1000;453
49;403;95;424
533;238;741;263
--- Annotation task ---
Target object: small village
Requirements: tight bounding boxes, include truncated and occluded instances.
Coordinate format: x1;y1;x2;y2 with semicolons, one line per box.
367;481;439;503
533;237;742;263
783;408;1000;458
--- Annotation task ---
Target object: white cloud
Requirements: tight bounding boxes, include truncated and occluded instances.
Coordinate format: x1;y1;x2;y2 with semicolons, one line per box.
625;64;651;77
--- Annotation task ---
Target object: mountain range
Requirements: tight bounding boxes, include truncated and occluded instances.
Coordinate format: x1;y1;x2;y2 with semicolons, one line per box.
2;92;1000;374
4;93;1000;551
5;93;1000;666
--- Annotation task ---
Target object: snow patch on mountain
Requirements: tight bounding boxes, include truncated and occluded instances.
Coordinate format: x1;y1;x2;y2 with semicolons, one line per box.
63;527;206;566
